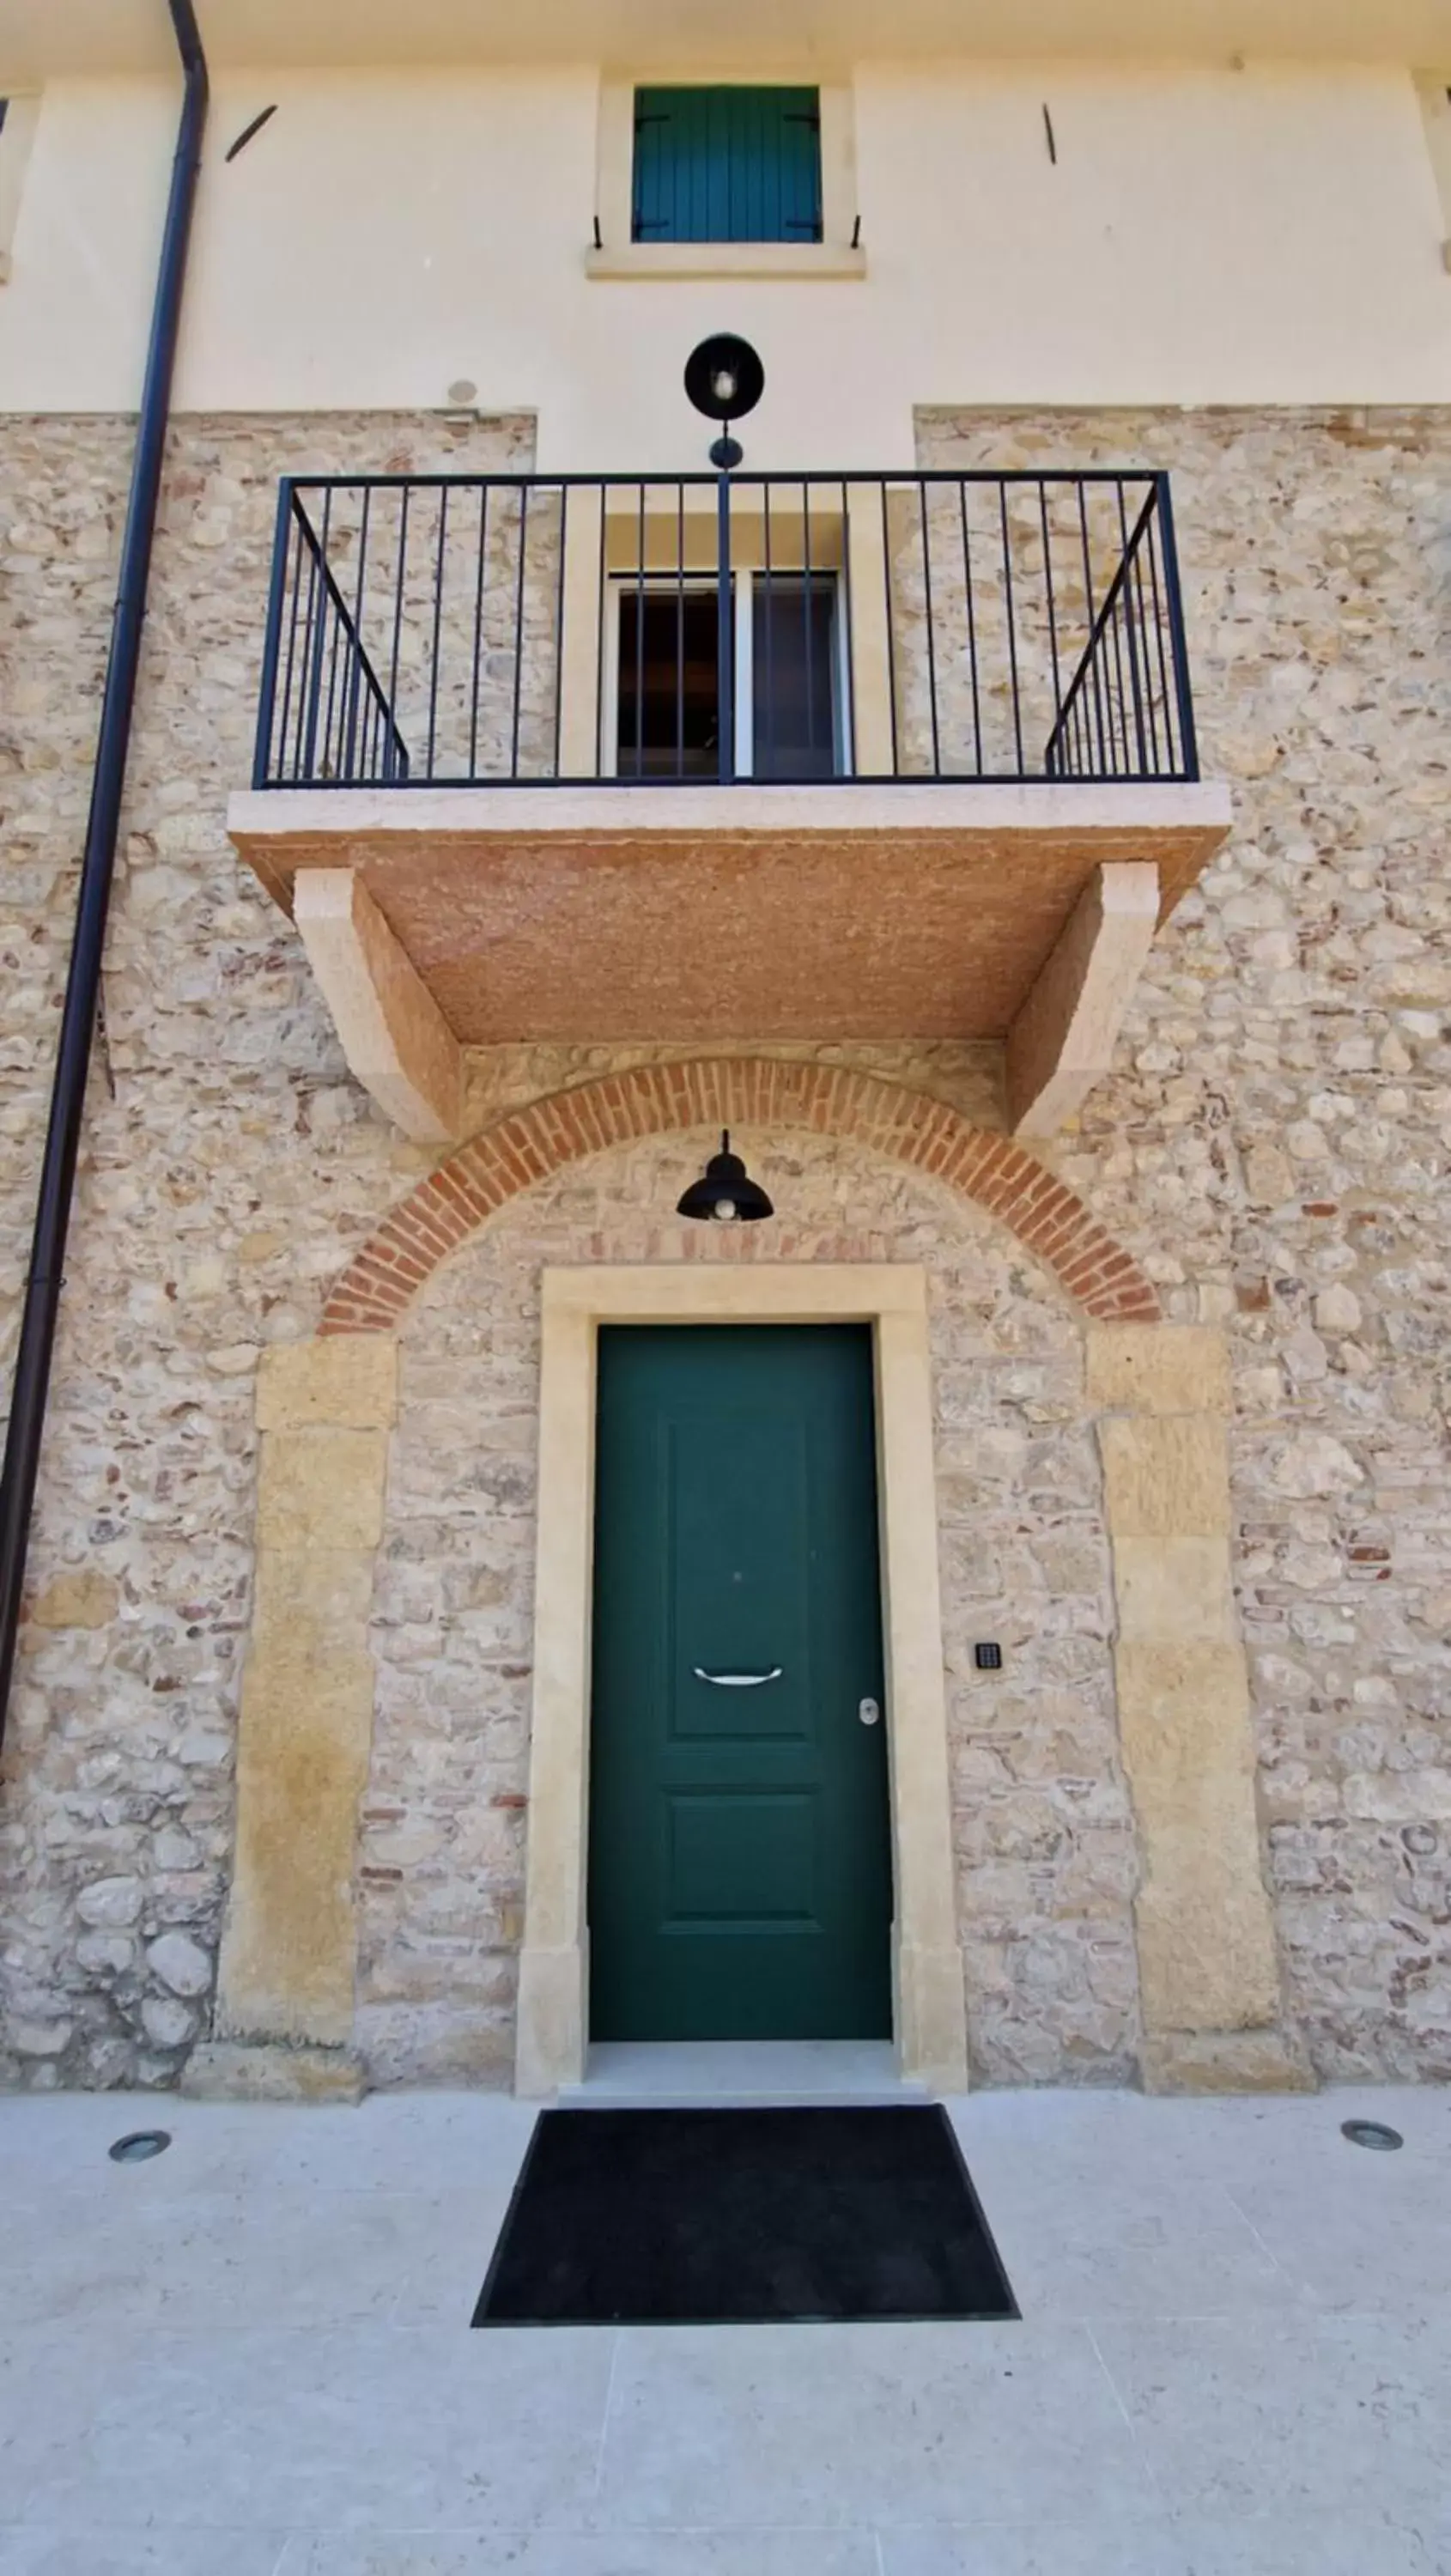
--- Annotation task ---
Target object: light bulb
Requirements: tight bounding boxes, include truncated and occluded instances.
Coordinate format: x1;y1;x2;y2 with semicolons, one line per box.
713;1197;738;1222
711;368;738;405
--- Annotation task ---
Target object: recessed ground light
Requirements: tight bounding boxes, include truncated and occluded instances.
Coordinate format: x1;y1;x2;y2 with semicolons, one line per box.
1340;2118;1403;2152
108;2129;172;2165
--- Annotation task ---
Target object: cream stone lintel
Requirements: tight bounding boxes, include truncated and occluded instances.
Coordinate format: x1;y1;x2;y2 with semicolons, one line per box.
293;867;464;1145
213;1339;398;2065
1007;860;1159;1136
1090;1322;1302;2091
517;1265;968;2098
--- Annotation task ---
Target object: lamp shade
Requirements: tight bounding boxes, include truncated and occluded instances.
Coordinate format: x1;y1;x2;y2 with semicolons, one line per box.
676;1131;774;1224
683;334;765;425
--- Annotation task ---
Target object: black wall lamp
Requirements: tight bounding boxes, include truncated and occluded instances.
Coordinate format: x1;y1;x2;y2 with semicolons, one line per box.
684;332;765;471
677;1132;774;1224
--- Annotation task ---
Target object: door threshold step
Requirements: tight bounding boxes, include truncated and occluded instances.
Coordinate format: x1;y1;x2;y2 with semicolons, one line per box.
562;2040;929;2107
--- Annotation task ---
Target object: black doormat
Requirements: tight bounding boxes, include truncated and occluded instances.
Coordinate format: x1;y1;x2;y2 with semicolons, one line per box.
472;2104;1017;2325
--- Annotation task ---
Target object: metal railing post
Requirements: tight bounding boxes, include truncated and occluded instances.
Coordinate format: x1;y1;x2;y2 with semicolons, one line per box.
717;470;733;782
1154;472;1200;784
252;479;294;788
299;490;331;786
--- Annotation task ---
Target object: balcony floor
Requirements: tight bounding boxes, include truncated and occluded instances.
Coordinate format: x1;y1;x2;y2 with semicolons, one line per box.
228;781;1230;1045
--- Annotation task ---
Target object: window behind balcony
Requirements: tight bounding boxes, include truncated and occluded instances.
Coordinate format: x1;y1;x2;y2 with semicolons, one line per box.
615;575;842;782
631;88;823;244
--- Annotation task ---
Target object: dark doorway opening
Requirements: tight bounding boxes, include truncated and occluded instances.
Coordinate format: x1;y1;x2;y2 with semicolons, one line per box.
617;589;720;778
614;577;842;780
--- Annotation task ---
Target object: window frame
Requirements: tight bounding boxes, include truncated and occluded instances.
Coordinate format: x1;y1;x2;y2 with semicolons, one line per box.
589;73;865;281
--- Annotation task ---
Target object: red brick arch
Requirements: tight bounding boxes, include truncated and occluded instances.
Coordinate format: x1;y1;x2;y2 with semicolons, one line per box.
319;1058;1160;1334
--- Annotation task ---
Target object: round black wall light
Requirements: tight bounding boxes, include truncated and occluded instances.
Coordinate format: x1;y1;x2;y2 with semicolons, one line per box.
684;334;765;471
677;1131;774;1224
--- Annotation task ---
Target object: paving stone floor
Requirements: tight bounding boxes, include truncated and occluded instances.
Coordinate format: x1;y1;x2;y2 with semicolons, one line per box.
0;2081;1448;2572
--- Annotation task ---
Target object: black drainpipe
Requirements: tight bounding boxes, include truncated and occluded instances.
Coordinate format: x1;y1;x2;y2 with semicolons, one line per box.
0;0;209;1753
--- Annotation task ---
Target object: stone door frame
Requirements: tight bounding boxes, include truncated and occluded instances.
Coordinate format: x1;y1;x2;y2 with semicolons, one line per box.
514;1263;968;2096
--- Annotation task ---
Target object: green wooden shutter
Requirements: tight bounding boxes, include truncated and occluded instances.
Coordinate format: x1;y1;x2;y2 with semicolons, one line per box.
632;88;823;244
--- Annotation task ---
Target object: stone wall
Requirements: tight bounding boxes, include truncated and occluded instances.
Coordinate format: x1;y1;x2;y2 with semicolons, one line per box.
921;407;1451;2083
0;410;531;2088
0;401;1448;2089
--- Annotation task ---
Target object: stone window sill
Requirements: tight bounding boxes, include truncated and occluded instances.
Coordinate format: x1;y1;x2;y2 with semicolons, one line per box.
585;243;866;283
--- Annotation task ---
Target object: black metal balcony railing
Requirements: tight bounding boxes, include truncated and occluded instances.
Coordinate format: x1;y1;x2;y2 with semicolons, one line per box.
252;469;1199;792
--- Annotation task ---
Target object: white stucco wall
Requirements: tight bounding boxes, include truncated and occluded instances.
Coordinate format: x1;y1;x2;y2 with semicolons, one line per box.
1;62;1449;456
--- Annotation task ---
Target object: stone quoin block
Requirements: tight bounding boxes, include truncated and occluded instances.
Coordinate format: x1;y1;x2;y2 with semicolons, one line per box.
1097;1414;1233;1539
255;1336;398;1432
255;1428;390;1554
1086;1322;1233;1419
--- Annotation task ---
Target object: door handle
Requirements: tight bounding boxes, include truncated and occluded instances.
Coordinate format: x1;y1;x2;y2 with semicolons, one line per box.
693;1667;783;1687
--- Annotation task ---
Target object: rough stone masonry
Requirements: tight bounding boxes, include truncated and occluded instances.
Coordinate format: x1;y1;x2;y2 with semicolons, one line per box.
0;401;1447;2090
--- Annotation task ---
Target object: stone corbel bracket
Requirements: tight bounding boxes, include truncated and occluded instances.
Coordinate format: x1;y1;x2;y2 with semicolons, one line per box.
1007;860;1160;1137
293;867;464;1145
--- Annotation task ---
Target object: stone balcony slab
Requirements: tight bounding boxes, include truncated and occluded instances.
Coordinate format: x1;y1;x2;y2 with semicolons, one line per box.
228;779;1230;1056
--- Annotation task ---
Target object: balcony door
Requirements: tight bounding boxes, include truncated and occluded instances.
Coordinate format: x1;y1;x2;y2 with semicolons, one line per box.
613;574;846;781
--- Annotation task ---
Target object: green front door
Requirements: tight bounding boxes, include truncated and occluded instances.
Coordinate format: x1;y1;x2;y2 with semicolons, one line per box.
588;1324;892;2042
